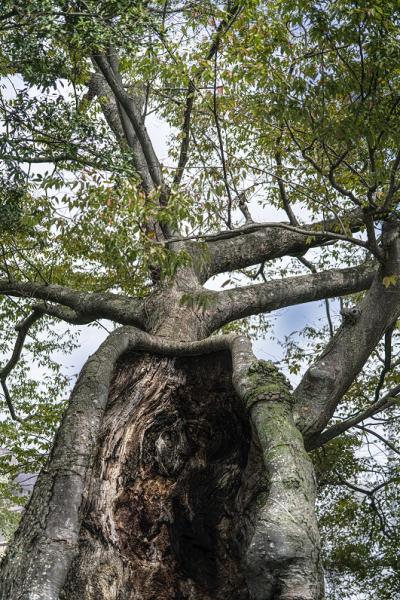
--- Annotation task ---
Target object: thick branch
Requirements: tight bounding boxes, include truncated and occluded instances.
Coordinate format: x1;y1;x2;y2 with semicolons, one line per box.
195;209;367;280
93;53;164;189
0;280;145;327
294;223;400;439
208;262;375;333
86;71;154;193
32;302;95;325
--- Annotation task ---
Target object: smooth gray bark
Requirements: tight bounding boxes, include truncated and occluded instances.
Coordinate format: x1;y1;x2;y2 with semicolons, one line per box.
0;280;145;327
199;210;365;280
210;263;375;331
294;224;400;440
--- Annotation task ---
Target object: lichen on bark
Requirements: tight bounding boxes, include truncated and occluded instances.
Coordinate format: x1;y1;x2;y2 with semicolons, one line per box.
237;358;324;600
0;329;324;600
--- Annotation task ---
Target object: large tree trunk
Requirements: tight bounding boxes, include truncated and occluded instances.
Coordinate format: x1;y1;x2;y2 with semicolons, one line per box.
0;327;323;600
61;350;257;599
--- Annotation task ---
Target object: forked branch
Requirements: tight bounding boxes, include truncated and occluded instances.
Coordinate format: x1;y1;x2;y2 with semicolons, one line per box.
93;53;164;190
0;310;41;420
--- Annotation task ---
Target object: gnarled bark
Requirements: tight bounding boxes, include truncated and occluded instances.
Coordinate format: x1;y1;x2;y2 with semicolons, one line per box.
61;351;253;599
0;328;323;600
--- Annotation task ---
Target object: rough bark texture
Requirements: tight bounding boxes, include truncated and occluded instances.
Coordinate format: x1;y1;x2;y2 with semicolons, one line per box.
233;353;323;600
0;326;326;600
60;351;257;600
0;330;133;600
1;6;399;597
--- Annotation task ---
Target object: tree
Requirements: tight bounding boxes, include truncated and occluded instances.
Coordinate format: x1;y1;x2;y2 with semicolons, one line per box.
0;1;399;598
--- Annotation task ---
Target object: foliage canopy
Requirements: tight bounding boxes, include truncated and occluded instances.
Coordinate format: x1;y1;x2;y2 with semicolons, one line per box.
0;2;399;598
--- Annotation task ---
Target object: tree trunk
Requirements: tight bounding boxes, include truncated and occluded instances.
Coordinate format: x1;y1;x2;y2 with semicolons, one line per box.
61;350;259;599
0;328;323;600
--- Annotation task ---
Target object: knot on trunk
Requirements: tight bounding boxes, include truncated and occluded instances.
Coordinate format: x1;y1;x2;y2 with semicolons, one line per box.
244;360;292;411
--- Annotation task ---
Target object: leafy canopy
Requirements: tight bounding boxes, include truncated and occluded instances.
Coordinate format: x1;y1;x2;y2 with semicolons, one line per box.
0;2;399;597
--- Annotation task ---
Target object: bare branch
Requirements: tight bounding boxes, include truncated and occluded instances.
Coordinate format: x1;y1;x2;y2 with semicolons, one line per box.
85;71;154;193
363;209;385;263
172;81;196;187
374;326;394;402
294;222;400;440
0;280;145;327
275;148;299;225
208;262;376;333
307;383;400;450
212;49;234;228
355;425;400;456
0;310;42;421
334;474;398;498
1;380;19;421
32;302;93;325
179;216;368;246
384;147;400;210
190;208;368;280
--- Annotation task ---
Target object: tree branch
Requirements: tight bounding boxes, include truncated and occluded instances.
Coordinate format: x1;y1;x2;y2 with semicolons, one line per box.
275;147;299;226
93;53;164;189
172;2;243;187
192;208;367;280
32;302;94;325
355;424;400;456
0;280;145;327
307;383;400;450
294;222;400;440
208;262;376;333
85;70;154;193
0;310;42;421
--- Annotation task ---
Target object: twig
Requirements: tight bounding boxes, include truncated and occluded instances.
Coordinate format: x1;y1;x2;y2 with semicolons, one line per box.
309;383;400;449
355;424;400;456
0;310;42;421
297;256;335;338
172;2;243;187
167;218;371;250
275;147;299;226
212;48;233;227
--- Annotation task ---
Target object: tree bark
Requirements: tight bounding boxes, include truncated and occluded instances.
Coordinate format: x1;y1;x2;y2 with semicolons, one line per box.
61;351;254;599
0;327;323;600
